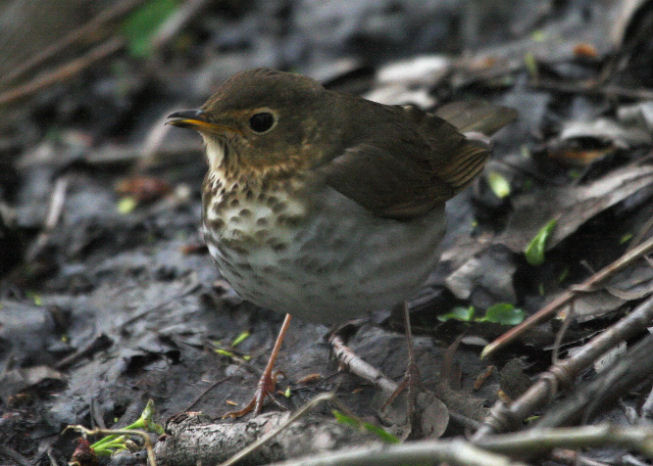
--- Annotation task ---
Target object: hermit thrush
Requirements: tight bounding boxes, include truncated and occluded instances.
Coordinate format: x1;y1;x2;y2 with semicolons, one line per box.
167;68;516;417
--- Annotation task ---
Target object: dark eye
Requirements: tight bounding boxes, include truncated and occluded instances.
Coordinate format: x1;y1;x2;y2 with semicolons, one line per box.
249;112;275;133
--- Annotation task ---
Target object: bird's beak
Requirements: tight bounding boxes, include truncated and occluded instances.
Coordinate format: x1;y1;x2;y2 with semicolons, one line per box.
166;109;240;134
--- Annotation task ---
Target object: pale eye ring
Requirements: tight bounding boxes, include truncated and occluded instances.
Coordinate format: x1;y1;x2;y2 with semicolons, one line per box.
249;112;275;133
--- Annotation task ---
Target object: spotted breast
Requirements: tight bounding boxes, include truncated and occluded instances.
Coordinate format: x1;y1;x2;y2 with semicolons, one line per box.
201;161;446;324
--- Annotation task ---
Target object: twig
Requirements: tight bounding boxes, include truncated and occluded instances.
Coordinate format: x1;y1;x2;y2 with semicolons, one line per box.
85;140;203;167
118;279;201;330
0;0;144;88
476;424;653;458
272;424;653;466
535;334;653;428
0;445;31;466
532;79;653;100
482;234;653;359
551;299;575;365
150;0;210;51
55;333;113;370
272;437;523;466
474;295;653;439
185;376;232;411
642;382;653;419
220;392;336;466
0;37;124;106
328;333;398;397
26;175;69;262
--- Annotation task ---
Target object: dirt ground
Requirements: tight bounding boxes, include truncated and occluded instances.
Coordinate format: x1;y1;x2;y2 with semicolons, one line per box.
1;1;653;465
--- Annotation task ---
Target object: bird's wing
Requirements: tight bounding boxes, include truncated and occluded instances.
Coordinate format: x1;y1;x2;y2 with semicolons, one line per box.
319;105;497;220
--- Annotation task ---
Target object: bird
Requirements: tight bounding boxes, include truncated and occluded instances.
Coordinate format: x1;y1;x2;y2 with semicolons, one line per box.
167;68;516;418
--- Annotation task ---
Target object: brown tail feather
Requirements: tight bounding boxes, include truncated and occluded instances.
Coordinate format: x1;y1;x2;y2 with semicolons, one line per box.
437;139;489;195
435;101;517;136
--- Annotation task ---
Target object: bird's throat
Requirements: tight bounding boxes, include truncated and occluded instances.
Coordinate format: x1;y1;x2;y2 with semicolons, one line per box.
204;138;227;171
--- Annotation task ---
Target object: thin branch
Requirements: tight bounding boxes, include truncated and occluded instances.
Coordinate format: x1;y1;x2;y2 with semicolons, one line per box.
150;0;210;51
220;392;336;466
272;438;523;466
475;295;653;438
0;0;144;88
329;333;398;397
26;175;69;262
0;37;124;107
272;424;653;466
476;424;653;458
536;334;653;428
482;234;653;359
532;79;653;100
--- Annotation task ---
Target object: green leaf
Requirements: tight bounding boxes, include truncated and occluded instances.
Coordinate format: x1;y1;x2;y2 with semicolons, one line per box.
531;30;546;42
558;266;569;283
27;291;42;306
477;303;525;325
214;348;235;358
361;421;401;444
524;52;539;80
117;196;137;214
524;219;557;266
332;410;359;428
332;410;399;444
91;400;163;456
437;306;475;322
620;233;633;244
231;331;250;347
121;0;178;58
283;386;291;398
487;171;511;199
567;168;582;179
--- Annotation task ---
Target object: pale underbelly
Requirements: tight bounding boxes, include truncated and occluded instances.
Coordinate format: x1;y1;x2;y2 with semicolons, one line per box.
203;188;446;324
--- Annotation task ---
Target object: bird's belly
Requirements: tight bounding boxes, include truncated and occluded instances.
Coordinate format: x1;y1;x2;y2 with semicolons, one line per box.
203;187;446;324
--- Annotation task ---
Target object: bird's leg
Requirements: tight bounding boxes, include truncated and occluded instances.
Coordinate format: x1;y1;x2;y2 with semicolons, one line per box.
383;302;422;422
223;313;292;418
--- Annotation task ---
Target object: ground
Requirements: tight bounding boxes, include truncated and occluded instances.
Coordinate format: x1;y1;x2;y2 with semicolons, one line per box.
1;1;653;465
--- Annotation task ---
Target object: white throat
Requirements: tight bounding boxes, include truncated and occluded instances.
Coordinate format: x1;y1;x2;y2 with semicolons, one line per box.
203;137;226;170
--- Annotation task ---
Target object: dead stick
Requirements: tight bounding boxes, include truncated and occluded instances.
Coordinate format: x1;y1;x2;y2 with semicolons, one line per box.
329;334;398;397
532;80;653;100
474;295;653;439
482;235;653;359
0;0;143;88
0;37;124;106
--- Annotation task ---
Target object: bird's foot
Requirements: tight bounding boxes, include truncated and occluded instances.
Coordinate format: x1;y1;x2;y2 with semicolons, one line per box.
222;370;279;419
383;359;423;424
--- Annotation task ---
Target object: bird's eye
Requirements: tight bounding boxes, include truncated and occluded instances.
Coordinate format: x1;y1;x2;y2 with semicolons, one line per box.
249;112;275;133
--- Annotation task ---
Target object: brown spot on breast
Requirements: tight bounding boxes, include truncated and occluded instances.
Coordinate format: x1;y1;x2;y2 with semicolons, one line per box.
228;244;249;255
208;218;225;230
267;195;279;206
245;189;254;200
230;198;240;207
266;238;288;252
256;217;268;226
229;216;241;224
239;208;252;218
276;214;302;227
236;262;253;271
271;202;286;213
272;243;287;252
